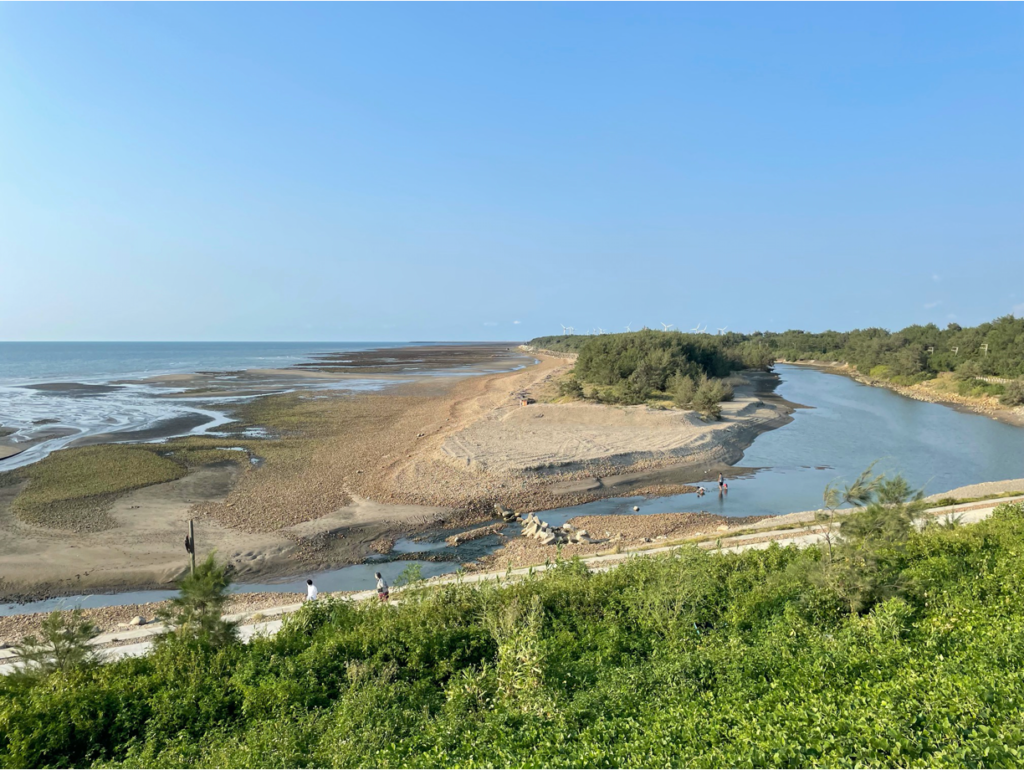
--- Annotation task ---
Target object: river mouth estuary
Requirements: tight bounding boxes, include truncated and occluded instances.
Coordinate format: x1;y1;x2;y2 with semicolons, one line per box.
2;359;1022;617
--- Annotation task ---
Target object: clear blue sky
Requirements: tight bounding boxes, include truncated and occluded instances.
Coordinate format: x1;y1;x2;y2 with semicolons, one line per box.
1;3;1021;341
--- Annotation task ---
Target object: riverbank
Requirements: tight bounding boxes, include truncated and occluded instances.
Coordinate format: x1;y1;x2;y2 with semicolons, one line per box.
781;360;1024;427
0;349;797;602
4;486;1022;655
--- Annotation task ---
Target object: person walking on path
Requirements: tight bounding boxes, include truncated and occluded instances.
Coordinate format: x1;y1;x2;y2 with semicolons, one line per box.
306;579;318;602
375;572;390;603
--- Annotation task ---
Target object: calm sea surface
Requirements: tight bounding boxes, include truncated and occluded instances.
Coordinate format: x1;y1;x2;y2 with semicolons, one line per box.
0;341;414;385
0;342;417;469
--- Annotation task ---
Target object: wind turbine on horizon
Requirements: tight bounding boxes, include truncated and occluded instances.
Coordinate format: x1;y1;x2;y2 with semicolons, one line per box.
625;323;632;332
661;322;674;332
717;326;728;335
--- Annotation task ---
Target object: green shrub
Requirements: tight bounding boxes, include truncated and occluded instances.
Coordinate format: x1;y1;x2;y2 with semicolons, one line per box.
557;377;584;399
1000;379;1024;407
157;555;239;647
670;374;696;407
955;378;1005;398
869;365;892;379
8;610;98;683
954;359;985;380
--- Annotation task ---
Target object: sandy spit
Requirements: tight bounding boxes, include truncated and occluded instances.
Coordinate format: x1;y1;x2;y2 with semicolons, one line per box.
0;350;793;602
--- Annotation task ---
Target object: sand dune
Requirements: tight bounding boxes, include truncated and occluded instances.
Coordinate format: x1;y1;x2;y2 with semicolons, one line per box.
441;392;792;475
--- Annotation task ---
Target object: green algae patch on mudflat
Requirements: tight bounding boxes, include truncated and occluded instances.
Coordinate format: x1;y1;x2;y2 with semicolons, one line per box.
2;440;258;533
158;436;261;468
10;445;187;531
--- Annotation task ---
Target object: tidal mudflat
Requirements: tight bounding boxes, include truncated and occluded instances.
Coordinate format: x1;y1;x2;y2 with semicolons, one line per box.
0;344;796;602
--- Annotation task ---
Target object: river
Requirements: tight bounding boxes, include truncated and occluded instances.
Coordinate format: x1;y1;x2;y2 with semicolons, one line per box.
541;364;1023;525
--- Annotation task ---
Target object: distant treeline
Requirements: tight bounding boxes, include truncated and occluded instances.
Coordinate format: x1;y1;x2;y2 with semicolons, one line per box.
530;315;1024;406
754;315;1024;380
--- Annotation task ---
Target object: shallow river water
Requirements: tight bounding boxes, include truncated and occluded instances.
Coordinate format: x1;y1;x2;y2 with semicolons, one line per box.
542;364;1024;525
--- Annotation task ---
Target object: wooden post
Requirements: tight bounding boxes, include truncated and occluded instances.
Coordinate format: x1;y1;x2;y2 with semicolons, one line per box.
189;519;196;576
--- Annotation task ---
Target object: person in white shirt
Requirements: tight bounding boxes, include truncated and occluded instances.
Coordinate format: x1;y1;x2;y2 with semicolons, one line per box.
306;579;318;601
375;572;389;603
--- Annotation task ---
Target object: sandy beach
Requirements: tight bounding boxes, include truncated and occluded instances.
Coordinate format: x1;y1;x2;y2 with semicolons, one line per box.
0;345;795;602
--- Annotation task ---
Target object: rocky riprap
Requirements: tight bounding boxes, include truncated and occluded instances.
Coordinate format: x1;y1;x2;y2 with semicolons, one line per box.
494;503;594;546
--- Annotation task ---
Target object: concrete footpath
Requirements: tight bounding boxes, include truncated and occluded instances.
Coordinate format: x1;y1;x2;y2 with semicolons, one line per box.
1;495;1020;676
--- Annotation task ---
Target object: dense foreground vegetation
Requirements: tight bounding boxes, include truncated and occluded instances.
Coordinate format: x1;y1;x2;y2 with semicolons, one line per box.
531;315;1024;407
3;479;1024;767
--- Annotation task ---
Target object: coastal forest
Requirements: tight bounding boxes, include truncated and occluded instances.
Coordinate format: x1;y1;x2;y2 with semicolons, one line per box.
529;329;771;414
531;315;1024;408
1;482;1023;768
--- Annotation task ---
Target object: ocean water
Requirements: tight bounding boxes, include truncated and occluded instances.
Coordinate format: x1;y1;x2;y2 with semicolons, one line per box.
0;341;412;386
0;342;413;469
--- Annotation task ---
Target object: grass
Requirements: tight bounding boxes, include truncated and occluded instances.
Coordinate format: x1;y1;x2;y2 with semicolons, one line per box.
925;372;1006;400
2;441;254;531
9;446;186;530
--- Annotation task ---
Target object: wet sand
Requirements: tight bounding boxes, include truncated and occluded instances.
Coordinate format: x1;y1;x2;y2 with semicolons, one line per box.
22;383;124;395
68;413;217;447
0;426;79;461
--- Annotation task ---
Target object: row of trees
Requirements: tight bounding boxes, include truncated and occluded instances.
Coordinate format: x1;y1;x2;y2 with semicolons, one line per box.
531;315;1024;405
749;315;1024;380
542;330;765;415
